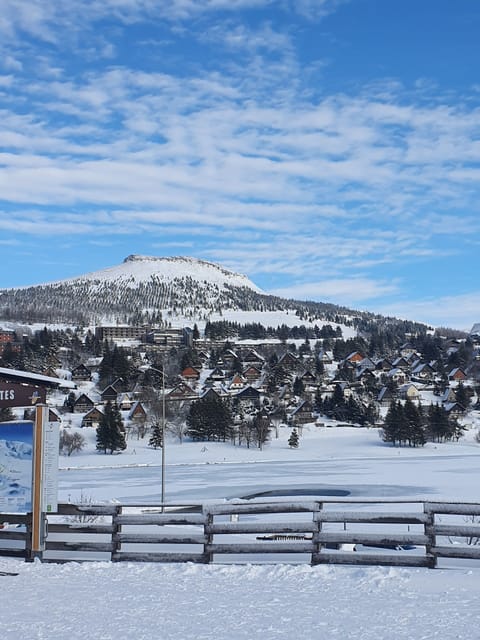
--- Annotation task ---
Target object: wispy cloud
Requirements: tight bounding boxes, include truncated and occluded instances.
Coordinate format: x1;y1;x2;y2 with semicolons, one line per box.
272;277;399;304
0;0;478;326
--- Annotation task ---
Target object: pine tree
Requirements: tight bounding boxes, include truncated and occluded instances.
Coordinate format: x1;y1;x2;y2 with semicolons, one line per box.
96;401;127;454
187;395;233;442
382;401;405;446
455;382;469;410
403;399;426;447
149;422;163;449
293;376;305;397
288;428;299;448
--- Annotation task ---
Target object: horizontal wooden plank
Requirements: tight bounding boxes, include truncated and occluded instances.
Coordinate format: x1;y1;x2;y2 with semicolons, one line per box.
317;532;429;546
431;546;480;560
113;552;208;563
312;553;432;567
205;502;317;516
47;524;115;534
207;543;313;554
0;530;28;541
207;522;316;535
0;548;27;558
45;541;114;552
55;504;118;516
115;514;206;526
434;524;480;538
115;533;206;545
0;514;30;525
425;503;480;516
315;511;428;525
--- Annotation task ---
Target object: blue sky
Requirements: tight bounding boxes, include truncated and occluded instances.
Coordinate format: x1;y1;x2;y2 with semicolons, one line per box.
1;0;479;330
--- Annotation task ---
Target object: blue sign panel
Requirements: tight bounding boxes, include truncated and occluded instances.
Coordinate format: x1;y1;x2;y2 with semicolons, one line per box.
0;421;33;513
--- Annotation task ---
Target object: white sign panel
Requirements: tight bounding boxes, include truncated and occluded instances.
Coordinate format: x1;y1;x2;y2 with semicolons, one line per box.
0;421;33;513
41;419;59;513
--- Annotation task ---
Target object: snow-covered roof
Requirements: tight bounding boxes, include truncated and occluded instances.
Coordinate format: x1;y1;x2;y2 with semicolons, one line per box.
0;366;75;389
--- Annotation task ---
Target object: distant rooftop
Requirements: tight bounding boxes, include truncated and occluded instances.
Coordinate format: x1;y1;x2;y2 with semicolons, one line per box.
0;367;75;389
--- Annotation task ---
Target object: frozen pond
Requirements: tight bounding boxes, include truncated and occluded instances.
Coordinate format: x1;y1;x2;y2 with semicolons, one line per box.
57;451;475;505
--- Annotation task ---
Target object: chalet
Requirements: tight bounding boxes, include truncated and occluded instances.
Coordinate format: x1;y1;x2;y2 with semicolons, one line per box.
234;385;261;409
391;357;411;371
448;367;467;382
374;358;393;372
229;374;246;391
0;330;15;344
440;388;457;404
345;351;364;364
243;365;262;383
71;364;92;381
128;401;147;424
277;351;300;372
377;387;395;407
397;383;420;401
290;400;314;426
181;366;201;382
400;342;417;358
411;362;436;381
81;406;104;428
73;393;95;413
42;366;59;379
443;402;466;419
317;350;333;365
207;367;225;382
301;370;317;384
242;349;265;368
201;386;229;402
101;385;119;403
48;408;61;423
167;382;197;401
222;349;239;366
118;392;134;411
357;357;376;371
385;368;406;385
355;369;377;386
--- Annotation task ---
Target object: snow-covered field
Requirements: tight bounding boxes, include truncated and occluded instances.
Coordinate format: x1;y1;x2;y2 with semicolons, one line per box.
2;422;480;639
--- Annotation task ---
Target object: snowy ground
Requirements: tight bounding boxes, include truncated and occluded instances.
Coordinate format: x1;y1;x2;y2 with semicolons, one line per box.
2;421;480;639
1;558;479;639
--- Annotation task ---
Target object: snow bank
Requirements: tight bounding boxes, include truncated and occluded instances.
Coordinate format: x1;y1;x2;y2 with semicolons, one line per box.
1;559;478;639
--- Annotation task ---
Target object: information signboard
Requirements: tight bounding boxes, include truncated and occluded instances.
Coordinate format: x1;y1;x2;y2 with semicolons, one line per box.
41;418;59;513
0;421;34;513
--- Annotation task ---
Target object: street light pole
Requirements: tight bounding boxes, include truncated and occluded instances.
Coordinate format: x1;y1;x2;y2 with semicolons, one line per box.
161;363;166;511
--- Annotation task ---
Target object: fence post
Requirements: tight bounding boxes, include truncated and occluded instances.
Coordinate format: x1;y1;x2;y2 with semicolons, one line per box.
424;503;437;568
311;502;323;565
203;508;214;564
111;505;123;562
25;512;33;562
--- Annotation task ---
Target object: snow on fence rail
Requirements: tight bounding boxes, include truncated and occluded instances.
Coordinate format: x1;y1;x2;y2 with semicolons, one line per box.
1;500;480;567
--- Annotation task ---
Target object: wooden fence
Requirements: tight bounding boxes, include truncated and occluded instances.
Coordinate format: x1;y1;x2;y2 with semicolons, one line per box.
1;499;480;567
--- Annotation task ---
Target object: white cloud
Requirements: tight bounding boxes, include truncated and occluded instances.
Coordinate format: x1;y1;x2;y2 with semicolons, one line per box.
270;278;399;304
378;293;480;332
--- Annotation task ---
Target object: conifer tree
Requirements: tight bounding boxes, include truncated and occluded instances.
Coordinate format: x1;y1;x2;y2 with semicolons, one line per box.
288;428;299;448
96;401;127;454
149;421;163;449
186;395;233;442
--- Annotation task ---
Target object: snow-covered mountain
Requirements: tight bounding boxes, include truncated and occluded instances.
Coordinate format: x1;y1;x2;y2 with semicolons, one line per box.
59;255;263;294
0;255;356;327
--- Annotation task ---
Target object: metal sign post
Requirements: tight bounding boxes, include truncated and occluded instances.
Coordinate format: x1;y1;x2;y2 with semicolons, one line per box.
31;405;59;560
31;406;46;559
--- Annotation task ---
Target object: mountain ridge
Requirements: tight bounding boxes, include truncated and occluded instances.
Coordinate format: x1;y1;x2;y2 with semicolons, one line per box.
0;255;426;334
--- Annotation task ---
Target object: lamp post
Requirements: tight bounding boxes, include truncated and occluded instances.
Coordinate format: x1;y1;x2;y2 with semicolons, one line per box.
161;363;166;510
